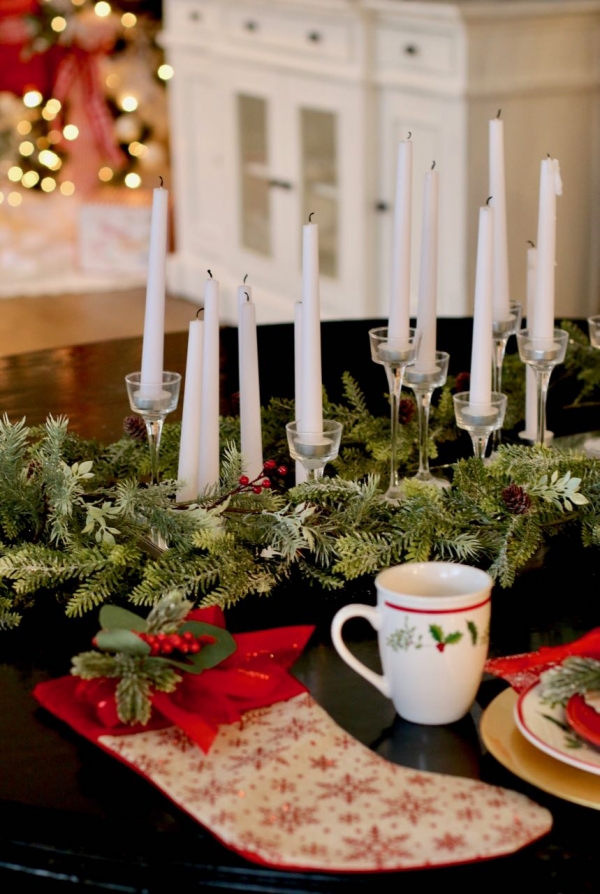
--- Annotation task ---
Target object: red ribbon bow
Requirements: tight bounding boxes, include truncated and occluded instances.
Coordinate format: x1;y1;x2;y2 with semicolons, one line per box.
34;608;314;753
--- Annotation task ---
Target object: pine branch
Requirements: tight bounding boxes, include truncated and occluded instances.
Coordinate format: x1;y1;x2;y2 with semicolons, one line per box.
540;656;600;706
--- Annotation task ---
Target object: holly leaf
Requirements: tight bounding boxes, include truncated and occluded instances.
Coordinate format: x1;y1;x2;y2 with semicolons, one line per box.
170;621;237;673
467;621;478;645
444;631;463;645
429;624;443;643
99;605;146;633
95;629;150;656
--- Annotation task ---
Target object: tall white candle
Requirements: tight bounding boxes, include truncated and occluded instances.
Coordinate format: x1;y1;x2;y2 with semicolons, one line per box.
533;157;562;341
197;274;220;491
414;165;439;373
294;300;308;483
238;288;263;480
469;204;494;410
388;139;412;343
140;184;168;397
299;218;323;436
525;244;538;436
177;315;203;503
489;116;512;322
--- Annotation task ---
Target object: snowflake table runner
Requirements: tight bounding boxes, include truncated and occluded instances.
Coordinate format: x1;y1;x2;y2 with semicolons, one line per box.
37;683;552;872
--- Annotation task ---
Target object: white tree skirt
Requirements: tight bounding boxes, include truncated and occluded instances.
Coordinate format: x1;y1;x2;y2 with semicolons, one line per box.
0;191;145;298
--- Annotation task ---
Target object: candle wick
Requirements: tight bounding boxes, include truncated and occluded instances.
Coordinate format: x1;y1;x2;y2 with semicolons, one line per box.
547;152;551;158
407;131;412;140
159;175;164;188
308;212;315;223
527;240;535;248
243;273;249;283
486;196;493;206
496;109;501;119
207;269;213;278
431;160;436;170
196;308;205;320
244;291;250;302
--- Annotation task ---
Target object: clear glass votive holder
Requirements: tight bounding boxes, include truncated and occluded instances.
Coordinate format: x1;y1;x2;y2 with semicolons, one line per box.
453;392;507;460
286;420;343;481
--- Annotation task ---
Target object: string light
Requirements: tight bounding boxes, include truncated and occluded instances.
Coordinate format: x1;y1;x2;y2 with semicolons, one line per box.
120;96;138;112
51;16;67;32
46;99;61;113
128;141;147;158
22;171;40;188
8;166;23;182
98;167;114;182
60;181;75;195
124;172;141;188
47;130;62;144
7;192;22;206
94;1;111;16
40;177;56;192
23;91;43;108
157;64;174;81
63;125;79;141
16;121;32;135
18;141;35;157
0;192;3;205
121;12;136;27
105;73;120;89
38;150;61;170
36;137;50;149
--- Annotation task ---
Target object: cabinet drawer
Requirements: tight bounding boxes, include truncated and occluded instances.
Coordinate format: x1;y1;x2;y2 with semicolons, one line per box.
225;6;353;63
375;24;458;78
168;1;215;37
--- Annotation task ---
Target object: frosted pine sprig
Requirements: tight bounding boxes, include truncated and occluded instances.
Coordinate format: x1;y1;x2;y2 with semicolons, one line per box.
539;656;600;706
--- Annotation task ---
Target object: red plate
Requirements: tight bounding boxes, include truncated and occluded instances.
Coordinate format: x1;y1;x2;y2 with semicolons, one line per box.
566;694;600;749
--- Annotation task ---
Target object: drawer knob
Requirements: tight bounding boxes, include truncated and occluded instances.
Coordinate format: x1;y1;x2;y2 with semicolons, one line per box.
268;178;293;190
375;201;390;213
244;20;259;31
188;10;202;21
403;44;419;56
307;31;322;43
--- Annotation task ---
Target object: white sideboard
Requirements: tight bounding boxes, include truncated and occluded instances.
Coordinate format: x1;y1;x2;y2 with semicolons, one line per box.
161;0;600;324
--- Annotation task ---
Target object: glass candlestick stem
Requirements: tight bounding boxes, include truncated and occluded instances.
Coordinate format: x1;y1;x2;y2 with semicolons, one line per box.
405;351;450;485
125;371;182;485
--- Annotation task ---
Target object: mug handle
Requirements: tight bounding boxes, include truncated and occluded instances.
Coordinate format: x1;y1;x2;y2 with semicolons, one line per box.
330;604;391;699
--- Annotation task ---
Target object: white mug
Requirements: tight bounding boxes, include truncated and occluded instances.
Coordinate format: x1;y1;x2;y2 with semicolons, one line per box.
331;562;493;725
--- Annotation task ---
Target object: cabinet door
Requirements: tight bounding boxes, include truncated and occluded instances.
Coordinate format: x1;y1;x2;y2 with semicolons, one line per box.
221;64;295;293
377;88;468;318
286;74;369;318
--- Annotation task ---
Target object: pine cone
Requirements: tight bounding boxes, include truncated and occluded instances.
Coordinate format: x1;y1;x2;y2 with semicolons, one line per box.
502;484;532;515
399;398;416;425
455;372;470;393
123;414;147;442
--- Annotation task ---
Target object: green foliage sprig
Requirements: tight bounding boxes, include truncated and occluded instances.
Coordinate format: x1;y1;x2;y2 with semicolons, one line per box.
71;591;236;725
0;323;598;633
539;656;600;708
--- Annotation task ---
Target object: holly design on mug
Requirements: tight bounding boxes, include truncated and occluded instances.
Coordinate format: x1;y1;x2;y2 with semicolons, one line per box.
429;625;463;652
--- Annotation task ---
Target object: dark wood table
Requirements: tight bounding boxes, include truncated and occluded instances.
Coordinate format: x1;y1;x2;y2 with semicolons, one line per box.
1;320;599;893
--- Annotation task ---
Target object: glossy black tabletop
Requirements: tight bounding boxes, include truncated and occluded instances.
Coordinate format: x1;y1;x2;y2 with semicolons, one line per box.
1;318;599;893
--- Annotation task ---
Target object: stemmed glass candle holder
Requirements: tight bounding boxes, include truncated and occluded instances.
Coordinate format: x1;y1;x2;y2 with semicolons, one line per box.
516;328;568;447
492;301;522;448
404;351;450;486
369;326;421;501
584;315;600;457
286;420;343;482
125;371;182;485
453;392;507;459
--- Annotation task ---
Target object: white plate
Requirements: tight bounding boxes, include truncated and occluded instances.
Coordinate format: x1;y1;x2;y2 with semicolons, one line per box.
515;682;600;776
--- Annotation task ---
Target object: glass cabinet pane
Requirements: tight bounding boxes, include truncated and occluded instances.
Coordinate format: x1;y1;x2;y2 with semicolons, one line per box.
238;94;271;256
300;108;338;278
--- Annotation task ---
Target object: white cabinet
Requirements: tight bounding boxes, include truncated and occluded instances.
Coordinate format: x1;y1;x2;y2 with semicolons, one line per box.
162;0;600;323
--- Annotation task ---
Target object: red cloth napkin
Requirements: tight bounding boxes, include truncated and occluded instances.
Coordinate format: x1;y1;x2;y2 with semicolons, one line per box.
485;628;600;693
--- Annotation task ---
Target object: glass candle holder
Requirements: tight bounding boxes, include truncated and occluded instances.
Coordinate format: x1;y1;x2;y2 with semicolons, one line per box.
405;351;450;486
453;392;507;459
286;420;343;482
492;301;522;449
369;326;421;501
125;371;182;486
516;328;568;447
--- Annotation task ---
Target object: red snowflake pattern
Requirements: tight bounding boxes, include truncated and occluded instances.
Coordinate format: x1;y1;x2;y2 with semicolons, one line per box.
128;753;172;776
227;744;291;772
332;733;354;751
270;777;297;794
238;828;282;855
381;791;440;825
182;776;244;806
491;819;530;847
343;825;413;868
209;809;237;825
434;832;467;852
406;773;436;788
338;812;360;825
310;754;337;771
155;727;196;752
456;807;483;822
299;842;329;859
258;803;319;834
268;716;324;742
316;773;379;804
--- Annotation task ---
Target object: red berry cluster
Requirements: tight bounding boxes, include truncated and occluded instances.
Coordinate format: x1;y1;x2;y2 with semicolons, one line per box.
237;459;288;495
138;630;216;657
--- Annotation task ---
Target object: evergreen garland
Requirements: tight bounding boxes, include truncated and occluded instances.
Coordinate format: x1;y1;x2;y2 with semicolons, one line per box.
0;322;598;631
